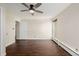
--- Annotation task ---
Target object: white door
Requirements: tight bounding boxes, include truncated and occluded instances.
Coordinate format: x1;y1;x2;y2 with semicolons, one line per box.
0;8;6;56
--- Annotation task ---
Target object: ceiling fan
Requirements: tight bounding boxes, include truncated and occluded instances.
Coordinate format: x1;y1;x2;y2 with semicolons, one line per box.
21;3;43;15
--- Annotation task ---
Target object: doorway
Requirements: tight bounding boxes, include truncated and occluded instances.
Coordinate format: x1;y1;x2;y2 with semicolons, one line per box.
15;21;20;40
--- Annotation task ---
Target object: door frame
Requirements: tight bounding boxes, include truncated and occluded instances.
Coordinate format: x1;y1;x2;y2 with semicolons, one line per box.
15;21;20;40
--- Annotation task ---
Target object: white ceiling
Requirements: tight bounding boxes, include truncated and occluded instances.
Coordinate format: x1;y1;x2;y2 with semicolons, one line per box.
0;3;71;20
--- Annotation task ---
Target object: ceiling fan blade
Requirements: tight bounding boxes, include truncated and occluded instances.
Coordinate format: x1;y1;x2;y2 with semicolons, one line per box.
34;3;42;8
20;10;28;12
34;10;43;13
21;3;29;8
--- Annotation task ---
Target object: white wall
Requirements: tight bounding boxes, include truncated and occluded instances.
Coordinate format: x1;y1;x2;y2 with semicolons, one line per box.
17;19;52;40
5;8;15;47
54;4;79;53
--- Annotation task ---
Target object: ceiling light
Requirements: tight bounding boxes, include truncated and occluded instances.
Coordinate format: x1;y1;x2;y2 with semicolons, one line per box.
29;10;34;13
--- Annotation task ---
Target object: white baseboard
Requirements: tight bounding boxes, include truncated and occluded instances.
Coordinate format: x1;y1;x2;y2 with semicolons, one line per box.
52;38;79;56
6;40;15;47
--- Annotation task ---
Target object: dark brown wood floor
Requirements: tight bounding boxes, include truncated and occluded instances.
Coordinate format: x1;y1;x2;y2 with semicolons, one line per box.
6;40;71;56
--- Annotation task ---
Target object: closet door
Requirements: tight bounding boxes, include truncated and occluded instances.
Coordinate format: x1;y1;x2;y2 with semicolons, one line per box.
0;8;6;56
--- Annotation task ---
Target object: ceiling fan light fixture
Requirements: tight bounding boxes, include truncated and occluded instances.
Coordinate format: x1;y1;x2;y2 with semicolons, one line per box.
21;3;43;15
29;10;35;13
